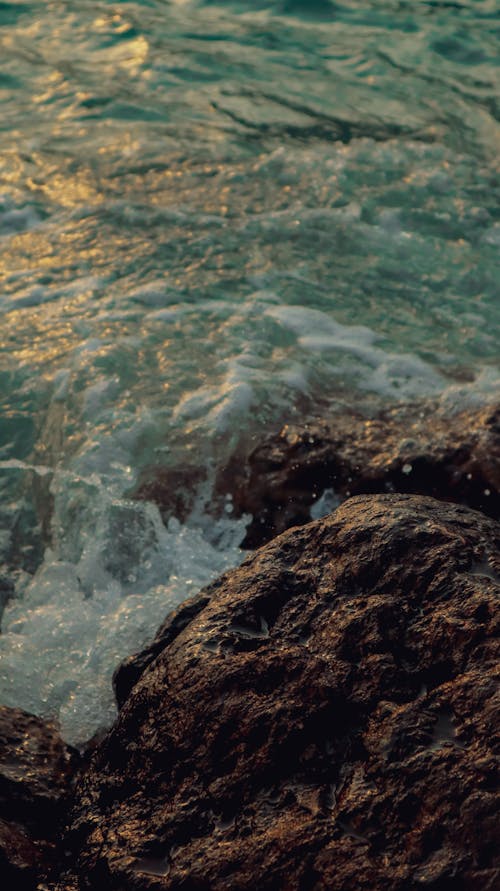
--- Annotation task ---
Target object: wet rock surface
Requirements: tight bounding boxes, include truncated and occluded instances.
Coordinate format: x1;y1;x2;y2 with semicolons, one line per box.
0;569;15;625
0;706;79;889
54;495;499;891
219;401;500;547
130;465;207;527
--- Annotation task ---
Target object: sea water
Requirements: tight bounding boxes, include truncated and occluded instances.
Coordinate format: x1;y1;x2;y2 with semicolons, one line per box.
0;0;499;745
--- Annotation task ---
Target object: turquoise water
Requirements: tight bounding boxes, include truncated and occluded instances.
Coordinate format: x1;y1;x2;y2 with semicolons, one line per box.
0;0;499;743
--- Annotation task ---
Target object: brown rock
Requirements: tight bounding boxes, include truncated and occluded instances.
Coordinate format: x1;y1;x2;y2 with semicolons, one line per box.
220;401;500;546
54;495;499;890
0;707;79;889
0;818;42;891
130;465;207;526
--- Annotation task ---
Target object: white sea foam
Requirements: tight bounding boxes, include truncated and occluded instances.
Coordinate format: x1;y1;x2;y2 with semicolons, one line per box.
0;462;247;747
265;303;446;399
310;488;342;520
2;279;498;749
438;365;500;414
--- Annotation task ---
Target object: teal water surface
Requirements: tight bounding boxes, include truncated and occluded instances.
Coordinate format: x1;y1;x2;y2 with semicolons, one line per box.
0;0;499;743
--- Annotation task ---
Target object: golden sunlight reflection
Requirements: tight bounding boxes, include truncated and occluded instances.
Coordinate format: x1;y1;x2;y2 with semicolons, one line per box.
28;170;100;208
112;35;149;74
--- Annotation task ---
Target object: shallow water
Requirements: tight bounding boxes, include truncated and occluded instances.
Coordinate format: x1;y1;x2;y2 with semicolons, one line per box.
0;0;499;744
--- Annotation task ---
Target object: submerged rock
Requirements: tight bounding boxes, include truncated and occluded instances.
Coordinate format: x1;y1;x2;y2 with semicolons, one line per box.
55;495;499;890
0;706;79;889
0;569;15;624
130;465;207;526
220;401;500;546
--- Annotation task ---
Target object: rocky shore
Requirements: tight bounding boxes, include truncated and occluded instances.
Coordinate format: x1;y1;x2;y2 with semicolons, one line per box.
132;401;500;545
218;400;500;547
0;402;499;890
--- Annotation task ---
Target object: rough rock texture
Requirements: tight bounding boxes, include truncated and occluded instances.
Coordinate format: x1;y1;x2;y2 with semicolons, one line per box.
0;706;79;889
218;401;500;546
55;495;499;891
